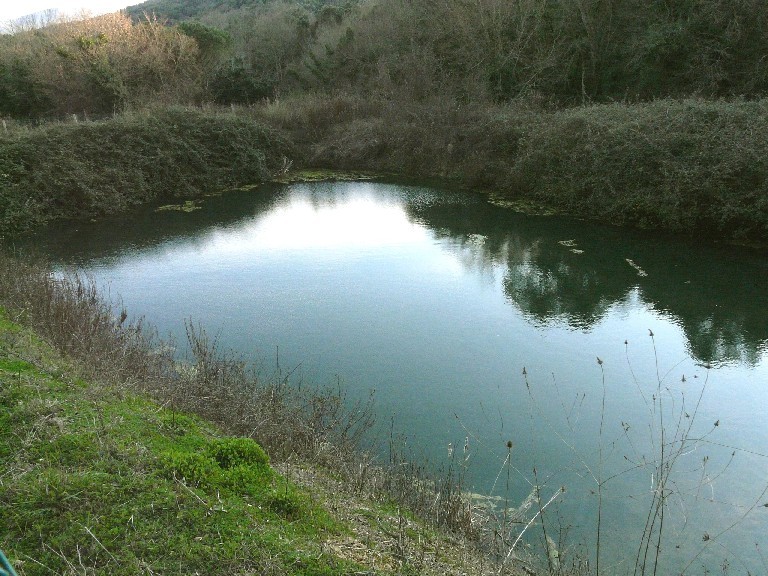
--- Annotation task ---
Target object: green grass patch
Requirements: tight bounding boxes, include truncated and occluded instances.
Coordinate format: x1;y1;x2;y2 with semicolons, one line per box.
0;320;362;576
0;358;36;373
0;308;19;332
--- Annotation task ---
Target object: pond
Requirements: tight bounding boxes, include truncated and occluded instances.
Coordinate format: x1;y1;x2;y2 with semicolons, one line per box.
18;180;768;574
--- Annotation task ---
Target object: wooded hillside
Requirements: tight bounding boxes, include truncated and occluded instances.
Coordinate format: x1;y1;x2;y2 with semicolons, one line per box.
3;0;768;117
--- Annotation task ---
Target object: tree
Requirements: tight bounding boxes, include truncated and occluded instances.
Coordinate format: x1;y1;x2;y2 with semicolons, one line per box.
0;12;205;117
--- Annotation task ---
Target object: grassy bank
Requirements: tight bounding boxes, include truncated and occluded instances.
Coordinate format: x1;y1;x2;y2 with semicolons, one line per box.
0;107;292;237
0;325;350;575
0;253;529;576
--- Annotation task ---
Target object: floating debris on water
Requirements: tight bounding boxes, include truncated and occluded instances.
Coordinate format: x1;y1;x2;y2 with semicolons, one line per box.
626;258;648;276
558;239;583;253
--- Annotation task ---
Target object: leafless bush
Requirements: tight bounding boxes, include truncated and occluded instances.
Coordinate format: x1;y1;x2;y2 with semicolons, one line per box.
0;253;172;388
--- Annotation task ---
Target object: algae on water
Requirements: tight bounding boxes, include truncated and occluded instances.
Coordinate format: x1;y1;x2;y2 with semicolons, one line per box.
155;200;202;213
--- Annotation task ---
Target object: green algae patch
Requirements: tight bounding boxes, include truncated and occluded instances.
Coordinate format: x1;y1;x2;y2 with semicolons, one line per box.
271;169;379;185
155;199;203;212
486;192;560;217
234;183;261;191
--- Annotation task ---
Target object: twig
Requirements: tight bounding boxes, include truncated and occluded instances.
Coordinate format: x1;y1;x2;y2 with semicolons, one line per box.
81;524;120;565
498;486;565;574
173;473;210;506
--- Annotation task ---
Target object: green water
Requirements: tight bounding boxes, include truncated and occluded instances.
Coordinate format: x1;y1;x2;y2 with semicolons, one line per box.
18;181;768;574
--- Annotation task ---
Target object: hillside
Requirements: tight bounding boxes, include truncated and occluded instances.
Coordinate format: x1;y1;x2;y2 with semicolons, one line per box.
125;0;352;22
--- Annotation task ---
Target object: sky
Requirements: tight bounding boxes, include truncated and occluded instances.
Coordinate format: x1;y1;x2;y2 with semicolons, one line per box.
0;0;129;27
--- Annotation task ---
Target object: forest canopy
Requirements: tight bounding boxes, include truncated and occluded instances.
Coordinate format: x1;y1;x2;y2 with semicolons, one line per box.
2;0;768;118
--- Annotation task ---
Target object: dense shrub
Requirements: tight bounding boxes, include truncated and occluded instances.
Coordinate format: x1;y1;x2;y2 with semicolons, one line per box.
510;99;768;243
0;107;292;236
207;437;270;468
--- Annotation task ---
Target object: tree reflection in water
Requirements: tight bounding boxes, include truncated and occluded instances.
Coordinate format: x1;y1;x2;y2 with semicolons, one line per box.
406;196;768;366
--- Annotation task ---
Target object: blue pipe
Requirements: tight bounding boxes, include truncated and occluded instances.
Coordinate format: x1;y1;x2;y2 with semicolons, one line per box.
0;550;17;576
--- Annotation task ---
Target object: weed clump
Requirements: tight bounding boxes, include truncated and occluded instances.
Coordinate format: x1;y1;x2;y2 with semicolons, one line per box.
208;436;270;468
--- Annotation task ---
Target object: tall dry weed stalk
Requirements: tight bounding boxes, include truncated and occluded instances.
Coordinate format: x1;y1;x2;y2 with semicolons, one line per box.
508;328;768;575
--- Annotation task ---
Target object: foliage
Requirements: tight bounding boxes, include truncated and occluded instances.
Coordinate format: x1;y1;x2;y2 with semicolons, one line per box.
191;0;768;104
126;0;356;23
176;20;232;68
208;436;270;468
4;0;768;115
0;59;51;117
210;58;276;103
509;99;768;244
0;13;204;117
0;107;292;237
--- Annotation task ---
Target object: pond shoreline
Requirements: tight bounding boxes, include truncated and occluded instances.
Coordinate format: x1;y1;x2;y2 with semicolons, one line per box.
2;100;768;252
3;116;764;572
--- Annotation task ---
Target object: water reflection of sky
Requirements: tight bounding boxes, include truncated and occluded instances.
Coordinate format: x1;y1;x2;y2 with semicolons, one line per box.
201;194;429;253
19;181;768;575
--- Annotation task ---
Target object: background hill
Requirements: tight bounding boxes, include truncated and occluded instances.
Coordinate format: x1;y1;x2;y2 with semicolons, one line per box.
3;0;768;118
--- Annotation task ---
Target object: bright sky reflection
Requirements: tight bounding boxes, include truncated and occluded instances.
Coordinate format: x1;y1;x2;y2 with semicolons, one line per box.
195;195;429;257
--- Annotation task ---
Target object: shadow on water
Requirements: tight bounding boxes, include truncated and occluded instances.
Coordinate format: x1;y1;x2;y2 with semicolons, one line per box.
404;198;768;366
6;185;287;266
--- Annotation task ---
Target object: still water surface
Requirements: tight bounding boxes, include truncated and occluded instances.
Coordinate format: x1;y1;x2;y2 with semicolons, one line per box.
21;181;768;573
